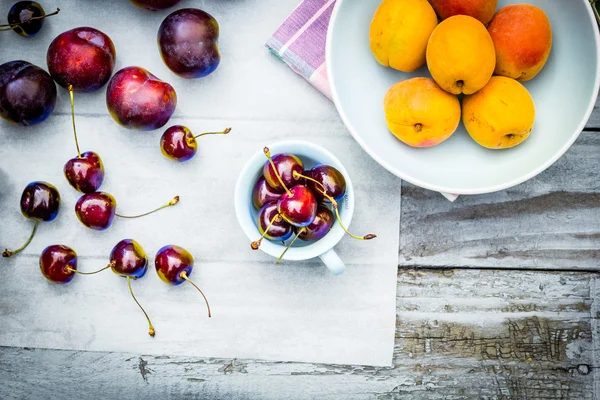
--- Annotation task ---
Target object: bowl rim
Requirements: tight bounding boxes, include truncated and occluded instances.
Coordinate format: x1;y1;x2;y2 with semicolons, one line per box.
233;139;355;261
326;0;600;195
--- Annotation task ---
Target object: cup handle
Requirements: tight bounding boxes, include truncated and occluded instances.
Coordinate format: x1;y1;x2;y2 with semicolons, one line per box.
319;249;346;276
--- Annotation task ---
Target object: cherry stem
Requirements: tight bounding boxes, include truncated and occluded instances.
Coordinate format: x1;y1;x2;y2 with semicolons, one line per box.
194;127;231;139
0;8;60;30
68;86;81;158
2;220;39;257
180;271;211;318
293;171;376;241
64;262;112;275
251;214;282;250
276;228;305;264
115;196;179;219
127;276;155;337
263;147;291;196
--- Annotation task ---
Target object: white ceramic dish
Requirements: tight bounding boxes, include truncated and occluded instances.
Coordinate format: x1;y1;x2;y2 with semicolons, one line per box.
234;140;354;275
326;0;600;195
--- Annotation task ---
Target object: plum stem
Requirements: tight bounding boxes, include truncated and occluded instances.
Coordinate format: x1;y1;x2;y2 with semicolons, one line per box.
293;171;376;241
180;271;211;318
0;8;60;30
64;262;113;275
263;147;292;196
68;86;81;158
194;127;231;139
2;220;39;257
276;228;305;264
128;276;155;337
115;196;179;219
251;213;282;250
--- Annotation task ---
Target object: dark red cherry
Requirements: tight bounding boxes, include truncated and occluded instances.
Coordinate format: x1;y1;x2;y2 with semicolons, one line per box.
0;60;56;126
130;0;180;11
75;192;116;230
39;244;77;284
158;8;220;79
263;152;304;191
277;185;317;228
107;66;177;131
298;205;334;241
4;2;59;37
250;202;293;250
307;165;347;202
63;151;104;193
252;177;282;209
110;239;148;279
160;126;230;161
155;245;211;317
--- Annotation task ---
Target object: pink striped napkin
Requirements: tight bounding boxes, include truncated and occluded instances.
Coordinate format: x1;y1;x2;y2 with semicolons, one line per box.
265;0;459;202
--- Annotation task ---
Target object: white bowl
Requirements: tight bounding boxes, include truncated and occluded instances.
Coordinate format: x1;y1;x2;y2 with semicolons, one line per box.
234;140;355;275
326;0;600;195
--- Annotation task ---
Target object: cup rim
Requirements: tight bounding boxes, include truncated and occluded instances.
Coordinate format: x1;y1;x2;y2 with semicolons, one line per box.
234;140;355;261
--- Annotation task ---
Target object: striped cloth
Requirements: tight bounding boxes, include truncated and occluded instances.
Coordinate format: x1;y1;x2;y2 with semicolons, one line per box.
265;0;459;202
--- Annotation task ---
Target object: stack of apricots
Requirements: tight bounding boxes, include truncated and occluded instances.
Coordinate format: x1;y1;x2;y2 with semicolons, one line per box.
370;0;552;149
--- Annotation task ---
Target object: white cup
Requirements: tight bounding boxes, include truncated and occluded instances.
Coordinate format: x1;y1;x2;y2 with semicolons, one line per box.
234;140;354;275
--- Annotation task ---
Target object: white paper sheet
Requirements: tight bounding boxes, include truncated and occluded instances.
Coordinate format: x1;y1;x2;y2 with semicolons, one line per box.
0;0;400;366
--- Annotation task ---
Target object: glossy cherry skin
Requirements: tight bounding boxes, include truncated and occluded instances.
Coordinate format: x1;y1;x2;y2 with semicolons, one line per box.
20;181;60;221
263;154;304;191
47;27;116;92
110;239;148;279
8;1;45;37
130;0;180;11
0;60;56;126
298;205;334;241
277;185;317;228
63;151;104;193
160;125;196;161
106;66;177;130
252;177;283;209
75;192;116;230
158;8;220;79
307;165;347;203
39;244;77;284
155;245;193;286
258;202;293;241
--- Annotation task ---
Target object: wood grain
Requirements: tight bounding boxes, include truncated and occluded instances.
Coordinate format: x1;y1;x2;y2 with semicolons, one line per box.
400;131;600;270
1;268;597;400
586;96;600;129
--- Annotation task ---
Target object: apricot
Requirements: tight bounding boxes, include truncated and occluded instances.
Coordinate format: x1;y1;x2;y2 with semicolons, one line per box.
462;76;535;149
384;77;461;147
426;15;495;95
428;0;498;25
487;4;552;82
370;0;438;73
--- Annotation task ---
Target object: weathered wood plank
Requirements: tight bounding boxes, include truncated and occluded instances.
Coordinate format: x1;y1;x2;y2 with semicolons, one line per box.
400;131;600;270
1;269;597;400
585;95;600;130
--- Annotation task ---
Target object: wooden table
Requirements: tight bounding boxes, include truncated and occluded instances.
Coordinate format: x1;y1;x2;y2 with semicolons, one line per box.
1;1;599;398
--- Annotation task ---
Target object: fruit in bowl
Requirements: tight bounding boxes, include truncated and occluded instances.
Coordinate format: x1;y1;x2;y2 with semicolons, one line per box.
427;0;497;25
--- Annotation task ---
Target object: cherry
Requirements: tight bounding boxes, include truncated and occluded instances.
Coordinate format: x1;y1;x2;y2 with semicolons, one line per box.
63;151;104;193
263;150;304;191
75;192;179;231
47;27;116;93
155;245;211;317
298;205;334;241
277;185;317;227
161;126;231;162
3;181;60;258
250;202;293;250
0;60;56;126
110;239;155;336
1;2;59;37
106;66;177;131
130;0;181;11
252;177;283;209
306;165;347;203
39;244;77;284
158;8;220;79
